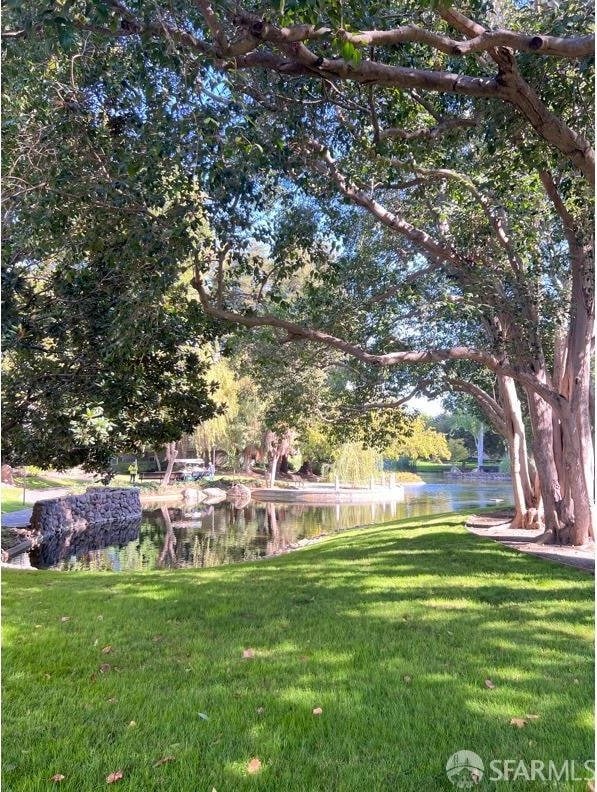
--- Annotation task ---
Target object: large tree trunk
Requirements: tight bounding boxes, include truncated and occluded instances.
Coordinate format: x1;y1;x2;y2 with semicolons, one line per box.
161;441;178;486
538;170;595;544
557;274;595;545
498;376;537;529
453;375;537;530
560;405;593;545
524;381;567;541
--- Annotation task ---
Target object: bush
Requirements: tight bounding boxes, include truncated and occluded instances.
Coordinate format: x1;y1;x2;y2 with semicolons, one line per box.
499;455;511;473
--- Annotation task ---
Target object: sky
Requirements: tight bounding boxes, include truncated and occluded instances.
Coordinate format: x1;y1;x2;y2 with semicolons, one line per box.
406;395;444;417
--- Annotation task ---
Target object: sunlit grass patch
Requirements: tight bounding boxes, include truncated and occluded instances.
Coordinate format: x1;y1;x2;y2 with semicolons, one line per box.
2;512;594;791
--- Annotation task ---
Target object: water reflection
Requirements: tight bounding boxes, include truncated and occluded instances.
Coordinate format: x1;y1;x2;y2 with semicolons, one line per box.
41;477;513;572
31;518;142;570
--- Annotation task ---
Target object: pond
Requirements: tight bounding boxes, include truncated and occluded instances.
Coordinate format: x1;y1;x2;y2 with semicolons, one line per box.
26;476;513;572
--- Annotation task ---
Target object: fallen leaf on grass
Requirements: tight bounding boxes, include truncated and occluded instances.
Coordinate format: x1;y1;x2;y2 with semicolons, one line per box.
247;758;262;774
524;714;540;720
242;649;255;659
470;768;482;783
403;675;412;684
50;774;65;782
127;721;137;728
97;615;104;621
99;663;112;673
152;635;163;642
510;717;527;728
102;645;113;654
153;756;175;767
312;707;323;716
107;697;117;703
106;770;123;783
484;679;496;689
198;713;209;721
60;616;70;623
256;707;265;715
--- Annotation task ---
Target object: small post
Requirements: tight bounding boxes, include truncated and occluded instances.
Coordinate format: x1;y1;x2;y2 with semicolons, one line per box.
335;475;340;493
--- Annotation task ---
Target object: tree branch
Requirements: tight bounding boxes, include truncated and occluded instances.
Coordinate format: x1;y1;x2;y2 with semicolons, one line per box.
193;270;499;368
448;376;507;436
438;5;595;185
307;141;462;266
379;117;477;141
388;161;523;272
339;25;593;59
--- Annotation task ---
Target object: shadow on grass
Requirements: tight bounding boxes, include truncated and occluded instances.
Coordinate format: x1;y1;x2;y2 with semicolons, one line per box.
2;512;594;791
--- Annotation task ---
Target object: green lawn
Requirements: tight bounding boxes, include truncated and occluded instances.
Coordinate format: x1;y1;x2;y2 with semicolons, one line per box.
1;474;160;514
2;513;594;791
0;485;25;514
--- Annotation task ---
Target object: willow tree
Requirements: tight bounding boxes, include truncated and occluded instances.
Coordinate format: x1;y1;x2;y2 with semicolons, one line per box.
3;1;593;541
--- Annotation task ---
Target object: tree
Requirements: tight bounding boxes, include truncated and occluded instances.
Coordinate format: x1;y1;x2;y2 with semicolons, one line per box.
331;442;383;487
447;438;469;466
3;1;593;541
446;413;486;469
192;355;241;464
2;257;219;473
386;416;451;464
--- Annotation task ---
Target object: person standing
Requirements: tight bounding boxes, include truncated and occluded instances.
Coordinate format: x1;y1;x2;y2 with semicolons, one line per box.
128;460;138;484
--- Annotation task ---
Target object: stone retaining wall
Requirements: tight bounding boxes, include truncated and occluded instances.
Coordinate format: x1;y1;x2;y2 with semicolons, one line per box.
30;487;142;536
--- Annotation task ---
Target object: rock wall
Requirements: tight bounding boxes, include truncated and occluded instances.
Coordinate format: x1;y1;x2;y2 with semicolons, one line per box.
30;487;142;536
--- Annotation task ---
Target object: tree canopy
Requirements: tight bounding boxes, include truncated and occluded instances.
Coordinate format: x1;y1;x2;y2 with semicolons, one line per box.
1;0;594;541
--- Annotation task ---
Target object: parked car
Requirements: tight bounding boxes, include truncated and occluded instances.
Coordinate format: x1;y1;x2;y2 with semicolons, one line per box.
173;460;208;482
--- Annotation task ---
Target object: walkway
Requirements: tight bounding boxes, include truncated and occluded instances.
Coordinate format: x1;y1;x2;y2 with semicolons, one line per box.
1;487;69;528
1;508;33;529
467;513;595;573
1;488;71;561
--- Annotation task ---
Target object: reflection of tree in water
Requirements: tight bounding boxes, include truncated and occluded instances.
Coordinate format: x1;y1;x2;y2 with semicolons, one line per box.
157;506;177;568
36;481;512;571
32;519;141;570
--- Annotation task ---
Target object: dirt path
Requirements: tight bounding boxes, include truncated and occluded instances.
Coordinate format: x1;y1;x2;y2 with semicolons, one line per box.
466;512;595;573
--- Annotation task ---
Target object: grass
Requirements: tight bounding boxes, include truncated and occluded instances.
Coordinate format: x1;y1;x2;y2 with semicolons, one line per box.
0;486;26;514
2;513;594;791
